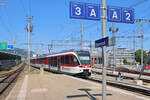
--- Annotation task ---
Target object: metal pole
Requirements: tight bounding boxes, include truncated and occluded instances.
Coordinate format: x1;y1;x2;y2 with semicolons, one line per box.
101;0;107;100
13;36;16;54
141;23;143;68
27;16;31;72
133;30;135;65
112;23;116;72
81;23;83;49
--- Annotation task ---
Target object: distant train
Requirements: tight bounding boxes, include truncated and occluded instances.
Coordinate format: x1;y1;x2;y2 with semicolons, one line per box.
0;51;21;70
91;56;102;67
31;50;91;77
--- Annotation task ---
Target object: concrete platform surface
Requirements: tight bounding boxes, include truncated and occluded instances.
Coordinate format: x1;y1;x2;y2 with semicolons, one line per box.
6;74;150;100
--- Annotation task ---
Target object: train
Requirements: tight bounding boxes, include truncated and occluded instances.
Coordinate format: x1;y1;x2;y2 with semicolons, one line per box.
91;56;102;67
0;51;21;70
30;50;92;77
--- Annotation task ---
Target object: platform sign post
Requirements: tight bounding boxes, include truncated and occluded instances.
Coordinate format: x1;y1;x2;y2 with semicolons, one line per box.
101;0;107;100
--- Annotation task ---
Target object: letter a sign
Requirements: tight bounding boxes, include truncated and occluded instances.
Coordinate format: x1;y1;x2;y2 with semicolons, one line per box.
107;6;121;22
70;2;100;20
86;4;100;20
107;6;134;23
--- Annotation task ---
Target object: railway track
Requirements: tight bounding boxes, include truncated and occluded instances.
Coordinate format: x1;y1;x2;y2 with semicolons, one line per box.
92;70;150;83
0;63;25;96
87;76;150;96
94;66;150;76
77;67;150;97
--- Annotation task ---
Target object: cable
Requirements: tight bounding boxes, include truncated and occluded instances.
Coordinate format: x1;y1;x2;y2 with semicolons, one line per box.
129;0;148;8
0;15;12;37
19;0;27;15
3;7;16;34
28;0;31;15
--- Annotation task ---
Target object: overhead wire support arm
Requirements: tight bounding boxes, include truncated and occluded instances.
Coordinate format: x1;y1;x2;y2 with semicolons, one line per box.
135;19;150;22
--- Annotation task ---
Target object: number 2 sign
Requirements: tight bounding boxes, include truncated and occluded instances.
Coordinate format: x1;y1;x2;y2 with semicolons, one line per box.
107;6;134;24
70;2;135;24
122;8;134;23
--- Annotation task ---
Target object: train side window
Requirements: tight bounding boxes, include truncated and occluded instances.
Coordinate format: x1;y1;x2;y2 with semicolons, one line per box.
57;56;60;66
40;58;46;63
48;57;51;64
71;56;73;65
65;55;69;64
54;56;57;66
61;56;64;64
73;56;79;65
51;57;53;66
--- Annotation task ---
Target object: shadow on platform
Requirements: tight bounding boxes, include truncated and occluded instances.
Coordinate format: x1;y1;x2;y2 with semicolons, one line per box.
67;88;112;100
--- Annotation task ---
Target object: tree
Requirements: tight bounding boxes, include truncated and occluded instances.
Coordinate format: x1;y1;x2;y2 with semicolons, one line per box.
123;58;127;64
135;49;147;64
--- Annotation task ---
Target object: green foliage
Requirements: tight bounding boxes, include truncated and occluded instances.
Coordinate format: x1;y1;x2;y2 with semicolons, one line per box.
123;58;130;65
123;58;127;64
135;49;147;64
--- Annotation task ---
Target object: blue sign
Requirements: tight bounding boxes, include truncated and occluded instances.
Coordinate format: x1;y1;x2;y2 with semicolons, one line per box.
70;2;100;20
70;2;85;19
107;6;134;24
85;4;100;20
122;8;134;24
107;6;122;22
8;45;13;49
95;37;109;48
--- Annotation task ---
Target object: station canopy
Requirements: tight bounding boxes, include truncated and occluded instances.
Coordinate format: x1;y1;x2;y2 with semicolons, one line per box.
0;51;21;60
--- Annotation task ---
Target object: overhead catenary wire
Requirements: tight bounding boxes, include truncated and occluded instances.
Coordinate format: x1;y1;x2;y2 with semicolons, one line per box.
129;0;148;8
28;0;31;15
18;0;28;15
0;15;12;37
0;3;14;41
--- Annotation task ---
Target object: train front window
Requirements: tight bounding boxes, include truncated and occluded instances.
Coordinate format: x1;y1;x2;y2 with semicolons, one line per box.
79;56;90;61
76;51;91;65
73;56;79;65
79;56;90;64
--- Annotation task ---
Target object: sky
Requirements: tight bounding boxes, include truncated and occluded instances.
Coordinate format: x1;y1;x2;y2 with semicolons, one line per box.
0;0;150;54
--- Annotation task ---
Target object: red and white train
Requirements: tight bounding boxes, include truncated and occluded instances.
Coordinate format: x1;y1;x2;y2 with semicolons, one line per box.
30;50;91;77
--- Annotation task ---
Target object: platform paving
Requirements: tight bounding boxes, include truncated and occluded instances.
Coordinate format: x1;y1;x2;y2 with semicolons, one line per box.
6;73;150;100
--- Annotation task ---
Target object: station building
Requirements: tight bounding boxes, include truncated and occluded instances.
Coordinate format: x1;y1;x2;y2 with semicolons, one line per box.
107;48;135;66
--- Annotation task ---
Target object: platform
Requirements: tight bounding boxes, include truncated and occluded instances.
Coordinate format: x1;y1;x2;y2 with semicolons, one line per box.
6;73;149;100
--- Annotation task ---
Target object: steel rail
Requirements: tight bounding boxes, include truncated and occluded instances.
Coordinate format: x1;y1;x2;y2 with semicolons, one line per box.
0;63;25;95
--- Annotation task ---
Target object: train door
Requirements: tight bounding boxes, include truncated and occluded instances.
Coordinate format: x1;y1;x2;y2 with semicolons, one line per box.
48;57;51;71
57;56;61;71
